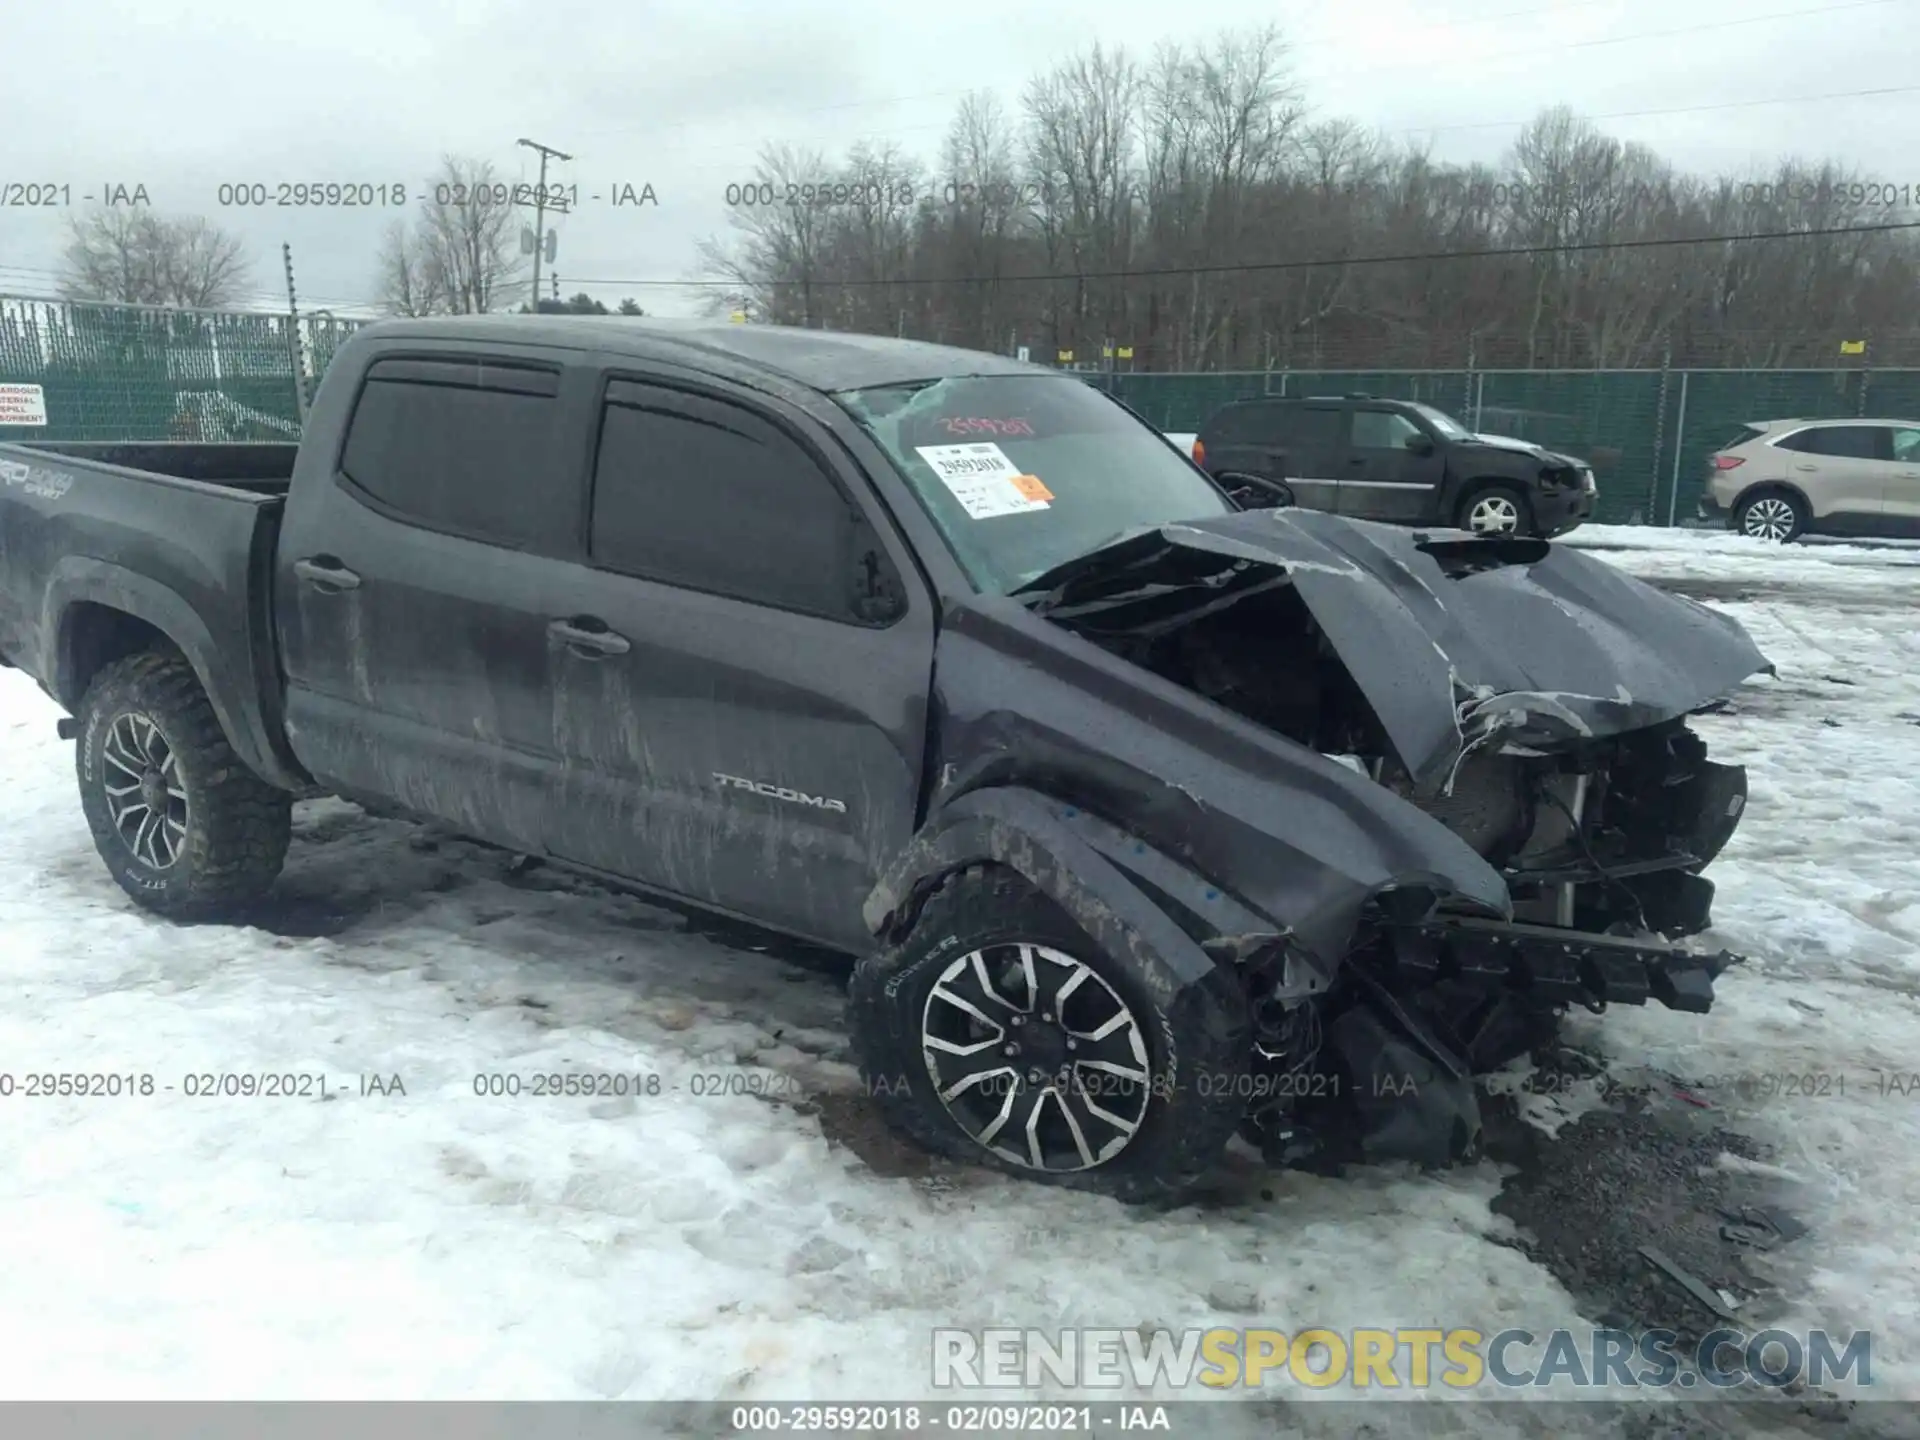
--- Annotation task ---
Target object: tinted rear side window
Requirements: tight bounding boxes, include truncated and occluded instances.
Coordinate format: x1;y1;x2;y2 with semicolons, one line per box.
1206;404;1278;443
339;357;569;548
1274;406;1345;449
1206;404;1344;448
1777;425;1886;460
590;385;875;620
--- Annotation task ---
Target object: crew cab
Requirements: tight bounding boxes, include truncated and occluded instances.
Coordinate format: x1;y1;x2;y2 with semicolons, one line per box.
1192;394;1597;537
0;318;1766;1198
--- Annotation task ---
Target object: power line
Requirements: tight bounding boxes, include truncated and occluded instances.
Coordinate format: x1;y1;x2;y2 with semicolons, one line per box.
560;217;1920;291
1302;0;1906;79
569;0;1878;147
654;79;1920;174
1398;83;1920;138
562;0;1625;144
568;2;1916;174
0;273;382;312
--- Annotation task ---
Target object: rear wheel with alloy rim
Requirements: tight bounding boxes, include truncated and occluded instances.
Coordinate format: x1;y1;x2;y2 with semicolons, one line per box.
849;864;1253;1200
1734;490;1805;542
101;711;191;869
75;650;292;918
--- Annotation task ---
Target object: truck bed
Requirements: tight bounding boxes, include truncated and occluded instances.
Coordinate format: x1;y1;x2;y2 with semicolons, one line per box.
12;441;298;496
0;438;301;790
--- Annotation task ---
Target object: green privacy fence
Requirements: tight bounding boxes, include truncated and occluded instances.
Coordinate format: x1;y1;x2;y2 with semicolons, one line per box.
4;295;1914;527
1099;365;1907;525
0;296;369;445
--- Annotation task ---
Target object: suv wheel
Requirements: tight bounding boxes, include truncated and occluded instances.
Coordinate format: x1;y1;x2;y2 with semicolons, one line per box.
76;651;292;918
1455;484;1531;536
1733;489;1806;542
849;865;1252;1201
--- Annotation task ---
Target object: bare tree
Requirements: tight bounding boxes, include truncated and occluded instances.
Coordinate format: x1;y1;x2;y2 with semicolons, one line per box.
375;220;446;317
695;143;841;326
60;210;251;308
693;31;1920;370
375;156;526;316
1024;43;1143;355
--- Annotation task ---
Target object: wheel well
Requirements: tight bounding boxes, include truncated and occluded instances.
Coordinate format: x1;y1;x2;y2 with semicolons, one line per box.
59;604;178;708
1458;477;1525;498
1731;481;1809;515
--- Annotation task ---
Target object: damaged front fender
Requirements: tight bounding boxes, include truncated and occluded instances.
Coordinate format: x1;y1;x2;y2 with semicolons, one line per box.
912;603;1516;968
865;785;1285;1002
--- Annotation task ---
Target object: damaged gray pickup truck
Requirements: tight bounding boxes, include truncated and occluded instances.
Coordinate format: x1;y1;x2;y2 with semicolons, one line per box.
0;318;1769;1200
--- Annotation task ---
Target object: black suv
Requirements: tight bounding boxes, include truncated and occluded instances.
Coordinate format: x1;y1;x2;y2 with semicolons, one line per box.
1193;395;1597;537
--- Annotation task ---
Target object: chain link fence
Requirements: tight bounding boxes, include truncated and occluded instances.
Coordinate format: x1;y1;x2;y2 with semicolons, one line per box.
4;295;1915;528
0;296;368;445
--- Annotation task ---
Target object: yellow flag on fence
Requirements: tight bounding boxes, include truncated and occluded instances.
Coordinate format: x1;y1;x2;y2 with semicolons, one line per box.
1840;339;1866;355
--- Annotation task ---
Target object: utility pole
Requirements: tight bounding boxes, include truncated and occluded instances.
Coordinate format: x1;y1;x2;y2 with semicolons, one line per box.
516;137;572;313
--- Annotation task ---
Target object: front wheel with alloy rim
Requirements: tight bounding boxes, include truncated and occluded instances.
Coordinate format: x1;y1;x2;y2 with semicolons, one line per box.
848;865;1253;1201
75;651;292;918
1455;484;1532;536
1734;489;1806;542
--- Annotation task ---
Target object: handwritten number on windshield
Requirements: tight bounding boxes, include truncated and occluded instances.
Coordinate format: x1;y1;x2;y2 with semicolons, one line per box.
939;417;1034;437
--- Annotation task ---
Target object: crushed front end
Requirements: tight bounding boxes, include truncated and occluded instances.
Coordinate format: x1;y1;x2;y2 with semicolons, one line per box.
1236;721;1750;1170
1014;508;1770;1171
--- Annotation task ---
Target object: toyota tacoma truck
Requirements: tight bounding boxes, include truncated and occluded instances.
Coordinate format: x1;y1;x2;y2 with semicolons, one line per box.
0;317;1768;1199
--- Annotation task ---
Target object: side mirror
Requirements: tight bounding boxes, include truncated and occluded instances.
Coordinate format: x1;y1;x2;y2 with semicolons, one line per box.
852;546;908;623
1404;433;1436;455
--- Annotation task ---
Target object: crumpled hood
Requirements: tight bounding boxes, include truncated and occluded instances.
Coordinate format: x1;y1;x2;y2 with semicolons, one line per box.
1470;432;1587;468
1018;507;1771;790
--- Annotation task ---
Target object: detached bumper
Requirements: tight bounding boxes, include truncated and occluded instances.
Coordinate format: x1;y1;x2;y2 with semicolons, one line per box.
1385;913;1737;1014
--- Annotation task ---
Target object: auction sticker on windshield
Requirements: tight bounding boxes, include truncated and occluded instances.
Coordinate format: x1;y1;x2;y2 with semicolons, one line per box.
914;441;1052;518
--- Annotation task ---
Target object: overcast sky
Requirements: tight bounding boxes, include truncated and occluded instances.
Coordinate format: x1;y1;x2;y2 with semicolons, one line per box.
1;0;1913;318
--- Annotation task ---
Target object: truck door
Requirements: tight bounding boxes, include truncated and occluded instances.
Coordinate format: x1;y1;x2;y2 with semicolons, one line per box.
276;347;592;854
535;372;935;950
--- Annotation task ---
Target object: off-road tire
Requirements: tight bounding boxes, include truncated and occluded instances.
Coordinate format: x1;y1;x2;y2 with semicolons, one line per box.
1732;487;1807;543
848;864;1253;1202
1454;482;1534;537
75;651;291;918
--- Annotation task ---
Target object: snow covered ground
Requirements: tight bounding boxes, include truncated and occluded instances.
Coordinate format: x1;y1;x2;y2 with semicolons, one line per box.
0;524;1916;1430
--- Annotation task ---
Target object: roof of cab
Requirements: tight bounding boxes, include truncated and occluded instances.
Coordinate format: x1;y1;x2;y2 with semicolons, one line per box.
352;315;1048;392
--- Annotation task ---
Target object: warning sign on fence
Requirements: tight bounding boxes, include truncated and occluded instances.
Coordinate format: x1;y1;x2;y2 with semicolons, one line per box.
0;384;48;426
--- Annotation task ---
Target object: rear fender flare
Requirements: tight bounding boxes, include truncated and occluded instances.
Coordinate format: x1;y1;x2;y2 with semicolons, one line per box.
40;558;304;791
864;786;1278;1005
